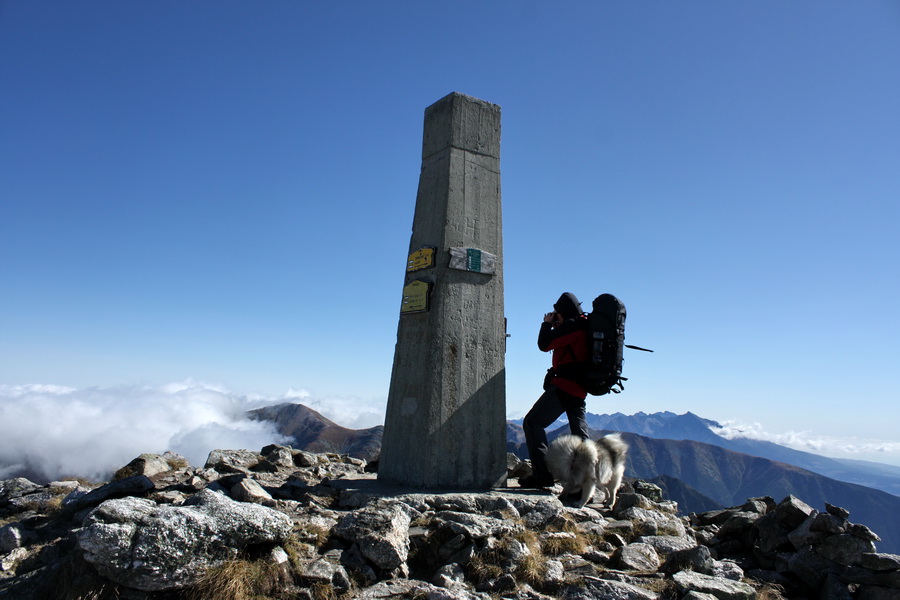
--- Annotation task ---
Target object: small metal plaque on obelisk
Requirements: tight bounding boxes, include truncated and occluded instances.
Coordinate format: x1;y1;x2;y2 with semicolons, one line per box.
379;92;506;489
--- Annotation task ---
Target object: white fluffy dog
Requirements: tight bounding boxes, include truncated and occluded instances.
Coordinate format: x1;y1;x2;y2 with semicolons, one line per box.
545;433;629;508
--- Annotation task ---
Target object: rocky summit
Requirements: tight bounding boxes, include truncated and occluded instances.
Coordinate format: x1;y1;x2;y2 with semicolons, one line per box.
1;447;899;600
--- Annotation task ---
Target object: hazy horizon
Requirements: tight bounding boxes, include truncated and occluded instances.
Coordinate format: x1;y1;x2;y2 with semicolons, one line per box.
3;381;898;486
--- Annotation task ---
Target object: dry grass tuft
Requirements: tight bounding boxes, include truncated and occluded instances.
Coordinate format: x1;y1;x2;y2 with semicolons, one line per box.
540;532;588;556
515;553;545;587
294;524;331;550
513;529;540;552
166;455;191;470
752;582;788;600
467;551;504;583
310;581;339;600
185;558;283;600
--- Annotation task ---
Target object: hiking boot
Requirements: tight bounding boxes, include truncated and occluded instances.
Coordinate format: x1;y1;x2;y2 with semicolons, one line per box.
517;474;554;489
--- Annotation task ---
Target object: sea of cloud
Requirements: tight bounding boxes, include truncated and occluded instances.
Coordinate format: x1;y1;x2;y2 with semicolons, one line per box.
711;420;900;467
0;381;386;483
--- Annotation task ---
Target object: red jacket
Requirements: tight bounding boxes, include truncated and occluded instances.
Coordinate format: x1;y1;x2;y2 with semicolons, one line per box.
538;317;589;399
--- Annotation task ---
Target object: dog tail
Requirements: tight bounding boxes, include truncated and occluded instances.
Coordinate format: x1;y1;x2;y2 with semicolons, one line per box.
597;433;629;463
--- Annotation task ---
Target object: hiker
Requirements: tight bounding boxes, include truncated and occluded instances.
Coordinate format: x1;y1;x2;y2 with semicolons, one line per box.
518;292;591;489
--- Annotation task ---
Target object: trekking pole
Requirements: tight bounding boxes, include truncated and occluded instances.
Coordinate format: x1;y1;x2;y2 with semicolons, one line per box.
625;345;654;352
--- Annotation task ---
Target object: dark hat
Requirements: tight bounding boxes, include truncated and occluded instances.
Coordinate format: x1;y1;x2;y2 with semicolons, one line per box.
553;292;582;319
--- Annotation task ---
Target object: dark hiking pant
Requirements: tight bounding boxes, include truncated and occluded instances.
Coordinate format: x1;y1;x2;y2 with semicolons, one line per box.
522;384;589;479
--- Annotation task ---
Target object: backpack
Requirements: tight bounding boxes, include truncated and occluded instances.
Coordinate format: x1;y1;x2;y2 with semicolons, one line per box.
582;293;654;396
583;294;628;396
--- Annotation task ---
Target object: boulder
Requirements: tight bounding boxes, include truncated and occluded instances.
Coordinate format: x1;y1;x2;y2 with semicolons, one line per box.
616;542;660;571
0;522;31;553
204;449;261;474
333;500;412;571
672;570;756;600
115;453;178;479
774;495;816;529
436;511;524;540
231;477;275;505
76;488;292;591
861;552;900;572
815;533;878;567
565;575;660;599
62;475;155;514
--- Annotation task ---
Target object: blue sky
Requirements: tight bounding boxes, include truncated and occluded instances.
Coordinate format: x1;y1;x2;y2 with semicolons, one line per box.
2;1;899;470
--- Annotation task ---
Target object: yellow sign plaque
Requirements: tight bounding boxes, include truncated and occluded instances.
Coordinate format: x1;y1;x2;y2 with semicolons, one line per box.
406;247;436;272
401;280;430;313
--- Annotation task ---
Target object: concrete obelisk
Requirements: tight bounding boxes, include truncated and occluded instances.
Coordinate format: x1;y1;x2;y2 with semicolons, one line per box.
378;92;506;489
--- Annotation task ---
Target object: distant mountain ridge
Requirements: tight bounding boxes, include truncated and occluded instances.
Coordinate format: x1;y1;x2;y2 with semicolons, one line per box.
247;403;382;462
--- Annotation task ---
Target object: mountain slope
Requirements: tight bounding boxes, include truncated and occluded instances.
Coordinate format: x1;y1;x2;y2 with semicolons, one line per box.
247;403;382;461
619;430;900;554
584;411;900;497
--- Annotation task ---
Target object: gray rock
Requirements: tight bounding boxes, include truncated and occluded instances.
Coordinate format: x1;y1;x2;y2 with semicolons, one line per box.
62;475;155;514
636;534;697;554
839;565;900;587
672;570;756;600
544;559;565;583
260;444;296;468
810;512;846;534
7;487;68;513
76;488;292;591
0;523;31;553
787;514;829;549
825;502;851;519
821;572;854;600
753;512;790;554
294;450;323;468
231;477;274;505
565;575;660;599
709;559;744;581
333;501;411;571
741;498;769;515
507;453;532;479
605;519;635;539
848;522;882;542
511;496;564;528
0;547;29;573
816;533;878;566
660;544;714;575
436;511;524;540
433;562;466;588
619;506;686;537
296;556;350;589
857;586;900;600
116;453;177;479
788;545;841;588
204;449;261;473
353;579;486;600
861;552;900;572
617;542;660;571
715;511;758;539
614;493;654;513
633;481;664;503
0;478;42;502
774;495;816;529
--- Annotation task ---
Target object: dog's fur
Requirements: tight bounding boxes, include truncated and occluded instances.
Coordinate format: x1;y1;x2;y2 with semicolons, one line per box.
545;433;629;508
